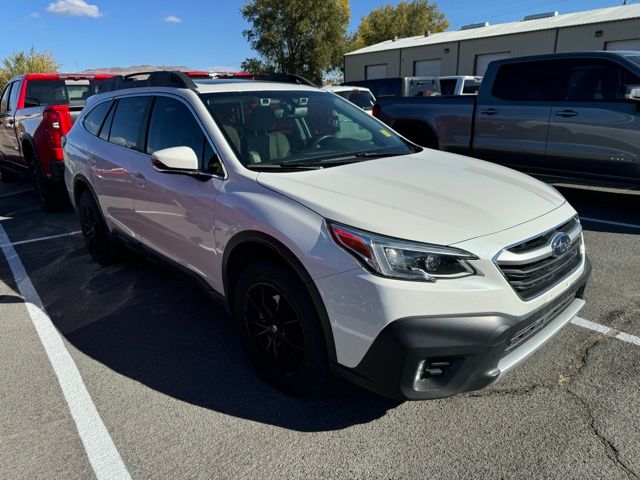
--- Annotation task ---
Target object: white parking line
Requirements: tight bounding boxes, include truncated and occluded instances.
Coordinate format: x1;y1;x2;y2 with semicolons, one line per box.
0;188;33;199
6;231;82;247
571;316;640;346
579;216;640;230
0;224;132;480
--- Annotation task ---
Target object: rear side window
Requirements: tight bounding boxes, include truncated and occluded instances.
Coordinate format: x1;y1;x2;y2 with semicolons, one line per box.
1;83;13;111
109;96;150;150
492;60;566;101
83;101;112;136
146;96;215;169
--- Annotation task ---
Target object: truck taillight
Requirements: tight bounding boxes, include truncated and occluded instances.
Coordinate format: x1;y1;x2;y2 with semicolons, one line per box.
34;105;72;169
43;110;61;129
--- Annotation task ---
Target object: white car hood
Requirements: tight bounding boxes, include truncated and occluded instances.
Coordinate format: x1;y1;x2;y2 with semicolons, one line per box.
257;150;565;246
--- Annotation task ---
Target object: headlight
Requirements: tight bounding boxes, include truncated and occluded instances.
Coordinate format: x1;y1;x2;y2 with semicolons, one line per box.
329;223;477;281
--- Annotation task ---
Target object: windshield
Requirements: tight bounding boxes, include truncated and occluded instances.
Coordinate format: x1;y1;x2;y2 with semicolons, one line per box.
200;90;414;169
335;90;375;110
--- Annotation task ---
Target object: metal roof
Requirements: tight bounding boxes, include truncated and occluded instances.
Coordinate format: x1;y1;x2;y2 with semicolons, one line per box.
346;4;640;56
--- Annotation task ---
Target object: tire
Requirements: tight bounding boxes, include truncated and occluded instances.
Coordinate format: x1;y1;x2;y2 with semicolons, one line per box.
29;158;66;212
233;260;328;394
0;165;18;183
77;191;121;266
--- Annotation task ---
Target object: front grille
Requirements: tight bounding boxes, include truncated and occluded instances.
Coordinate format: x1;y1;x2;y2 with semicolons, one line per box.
506;288;577;351
496;217;582;300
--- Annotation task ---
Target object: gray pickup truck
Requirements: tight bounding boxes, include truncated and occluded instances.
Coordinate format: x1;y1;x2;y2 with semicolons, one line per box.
374;51;640;188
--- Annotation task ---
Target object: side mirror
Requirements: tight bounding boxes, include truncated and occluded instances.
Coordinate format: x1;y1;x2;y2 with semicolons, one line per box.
151;146;198;173
625;86;640;101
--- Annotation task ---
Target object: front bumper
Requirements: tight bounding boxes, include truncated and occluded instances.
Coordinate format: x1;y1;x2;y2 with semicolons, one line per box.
335;257;591;400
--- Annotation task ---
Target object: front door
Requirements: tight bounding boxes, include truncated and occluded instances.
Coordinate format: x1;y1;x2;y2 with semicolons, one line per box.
131;95;224;287
546;58;640;184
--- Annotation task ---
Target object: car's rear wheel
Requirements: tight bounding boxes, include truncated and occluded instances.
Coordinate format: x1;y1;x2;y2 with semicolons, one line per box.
233;260;328;394
78;191;121;266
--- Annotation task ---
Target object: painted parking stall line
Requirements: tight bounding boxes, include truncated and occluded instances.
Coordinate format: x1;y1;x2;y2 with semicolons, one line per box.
571;316;640;347
0;224;132;480
5;230;82;247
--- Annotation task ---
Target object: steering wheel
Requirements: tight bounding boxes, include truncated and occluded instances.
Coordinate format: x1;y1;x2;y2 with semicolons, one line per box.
308;134;336;149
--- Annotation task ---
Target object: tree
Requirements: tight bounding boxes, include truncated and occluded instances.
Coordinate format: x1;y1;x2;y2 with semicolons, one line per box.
0;48;60;90
241;0;350;85
350;1;449;51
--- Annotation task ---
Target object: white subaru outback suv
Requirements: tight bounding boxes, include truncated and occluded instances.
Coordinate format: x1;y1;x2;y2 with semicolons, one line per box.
64;71;590;400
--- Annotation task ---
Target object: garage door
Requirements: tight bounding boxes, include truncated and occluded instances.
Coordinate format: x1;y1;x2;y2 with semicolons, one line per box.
365;64;387;80
475;52;510;76
605;39;640;51
414;59;441;77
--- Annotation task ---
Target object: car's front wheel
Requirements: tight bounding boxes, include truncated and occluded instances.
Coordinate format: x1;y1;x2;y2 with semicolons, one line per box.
78;191;121;266
233;260;328;394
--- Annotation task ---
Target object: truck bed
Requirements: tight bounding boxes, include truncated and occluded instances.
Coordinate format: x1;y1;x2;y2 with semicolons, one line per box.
375;96;476;154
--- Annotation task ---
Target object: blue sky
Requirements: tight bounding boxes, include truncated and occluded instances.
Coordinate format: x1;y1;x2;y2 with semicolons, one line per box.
4;0;630;71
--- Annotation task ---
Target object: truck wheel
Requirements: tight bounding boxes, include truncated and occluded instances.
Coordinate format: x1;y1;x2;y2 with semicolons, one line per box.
77;191;121;266
233;260;328;394
30;159;64;212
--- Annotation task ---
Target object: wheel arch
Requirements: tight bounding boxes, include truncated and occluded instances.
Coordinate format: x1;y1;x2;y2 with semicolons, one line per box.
21;135;38;167
223;230;337;363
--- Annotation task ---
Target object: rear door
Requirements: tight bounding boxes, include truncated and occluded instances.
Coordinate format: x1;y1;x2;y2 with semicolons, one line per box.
546;58;640;183
131;95;223;284
0;81;22;166
89;95;151;233
472;59;564;171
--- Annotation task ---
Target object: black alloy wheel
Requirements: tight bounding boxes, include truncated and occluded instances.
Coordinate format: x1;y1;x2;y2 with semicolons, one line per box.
234;260;328;394
78;191;120;266
242;283;306;376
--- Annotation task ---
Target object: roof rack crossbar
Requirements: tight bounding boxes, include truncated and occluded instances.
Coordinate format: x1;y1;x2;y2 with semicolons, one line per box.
98;71;197;93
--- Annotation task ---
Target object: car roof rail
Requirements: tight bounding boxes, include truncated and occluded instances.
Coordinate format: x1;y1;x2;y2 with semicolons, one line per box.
98;71;197;93
251;72;318;88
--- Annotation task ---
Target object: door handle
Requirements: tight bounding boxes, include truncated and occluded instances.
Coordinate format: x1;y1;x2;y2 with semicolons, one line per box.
555;109;578;118
133;172;146;186
480;108;499;116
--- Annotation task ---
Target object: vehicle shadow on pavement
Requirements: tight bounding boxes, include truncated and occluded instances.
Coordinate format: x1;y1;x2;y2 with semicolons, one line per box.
19;243;400;432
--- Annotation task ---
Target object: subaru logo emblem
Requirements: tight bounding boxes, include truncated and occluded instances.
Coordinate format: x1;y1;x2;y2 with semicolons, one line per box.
550;232;571;257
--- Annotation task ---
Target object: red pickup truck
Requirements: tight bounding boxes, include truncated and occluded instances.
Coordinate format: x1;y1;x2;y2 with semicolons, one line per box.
0;73;114;210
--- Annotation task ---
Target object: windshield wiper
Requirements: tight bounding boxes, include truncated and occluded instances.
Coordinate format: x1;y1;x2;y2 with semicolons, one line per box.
279;151;406;168
245;163;323;171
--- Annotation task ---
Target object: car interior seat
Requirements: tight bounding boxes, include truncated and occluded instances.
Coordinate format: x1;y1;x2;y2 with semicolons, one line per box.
245;107;290;163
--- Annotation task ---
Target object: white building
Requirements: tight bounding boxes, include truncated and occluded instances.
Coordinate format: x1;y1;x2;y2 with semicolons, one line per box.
344;4;640;82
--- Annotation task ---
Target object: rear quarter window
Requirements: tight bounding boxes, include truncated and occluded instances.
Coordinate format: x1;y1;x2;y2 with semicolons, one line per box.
83;101;112;136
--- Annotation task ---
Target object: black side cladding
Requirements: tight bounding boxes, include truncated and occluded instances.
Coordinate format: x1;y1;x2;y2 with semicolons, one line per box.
98;71;197;93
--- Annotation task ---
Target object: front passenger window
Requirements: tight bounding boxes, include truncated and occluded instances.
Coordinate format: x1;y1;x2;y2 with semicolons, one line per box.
146;96;218;171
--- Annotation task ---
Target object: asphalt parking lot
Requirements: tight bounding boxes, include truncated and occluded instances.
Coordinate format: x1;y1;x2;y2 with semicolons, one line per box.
0;178;639;480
